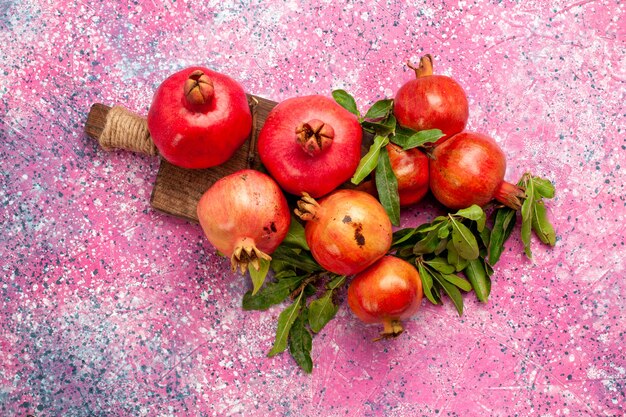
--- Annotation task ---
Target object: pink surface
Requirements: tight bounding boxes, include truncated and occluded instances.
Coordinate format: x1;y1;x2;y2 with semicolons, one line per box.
1;1;624;416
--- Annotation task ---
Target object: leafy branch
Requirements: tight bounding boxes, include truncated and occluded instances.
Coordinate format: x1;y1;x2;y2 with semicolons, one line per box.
242;217;345;373
392;205;492;315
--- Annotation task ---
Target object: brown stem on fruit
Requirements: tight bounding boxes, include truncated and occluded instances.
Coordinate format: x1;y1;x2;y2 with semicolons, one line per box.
295;119;334;156
231;237;271;274
494;181;526;211
184;70;215;106
294;192;322;222
407;54;434;78
373;319;404;341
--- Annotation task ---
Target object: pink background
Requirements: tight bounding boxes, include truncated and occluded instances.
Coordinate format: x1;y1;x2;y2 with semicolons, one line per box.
1;1;624;416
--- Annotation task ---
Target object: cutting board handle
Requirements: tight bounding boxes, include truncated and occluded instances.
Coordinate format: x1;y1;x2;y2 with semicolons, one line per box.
85;104;158;155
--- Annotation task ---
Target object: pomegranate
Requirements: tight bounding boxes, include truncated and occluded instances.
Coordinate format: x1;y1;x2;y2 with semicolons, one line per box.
295;189;392;276
394;55;468;145
196;169;290;272
429;132;525;210
348;256;423;339
147;67;252;169
258;95;363;198
386;142;430;207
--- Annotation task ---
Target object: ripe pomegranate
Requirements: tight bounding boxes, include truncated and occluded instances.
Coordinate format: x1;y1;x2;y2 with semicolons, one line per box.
258;95;362;198
196;169;290;272
429;132;525;210
394;55;468;145
147;67;252;169
348;256;423;339
295;189;392;276
386;142;430;207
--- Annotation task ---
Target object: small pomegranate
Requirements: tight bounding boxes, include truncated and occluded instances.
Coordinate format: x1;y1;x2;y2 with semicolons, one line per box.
394;55;469;145
295;189;392;276
196;170;291;272
258;95;363;198
147;67;252;169
429;132;525;210
348;256;423;339
386;142;430;207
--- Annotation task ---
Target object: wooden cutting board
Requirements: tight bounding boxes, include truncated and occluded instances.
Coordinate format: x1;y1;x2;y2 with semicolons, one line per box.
84;95;278;223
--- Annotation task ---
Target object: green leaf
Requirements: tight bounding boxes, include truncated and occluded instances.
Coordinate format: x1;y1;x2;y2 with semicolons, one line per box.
362;114;397;136
425;257;456;274
441;273;473;292
455;205;486;232
289;309;313;373
520;179;535;258
437;224;450;239
375;147;401;226
464;258;491;302
449;217;480;260
268;293;303;357
248;258;271;296
392;228;419;247
532;200;556;246
417;262;440;305
431;272;464;316
392;127;445;150
532;176;555;199
282;218;310;251
242;274;304;311
446;241;469;272
488;207;517;265
308;291;339;333
364;99;393;120
332;89;360;118
351;134;389;184
271;246;322;273
413;228;441;255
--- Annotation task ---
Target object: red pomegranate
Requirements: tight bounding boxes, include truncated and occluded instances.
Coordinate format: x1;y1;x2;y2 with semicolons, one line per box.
258;95;362;198
147;67;252;169
394;55;469;145
429;132;524;210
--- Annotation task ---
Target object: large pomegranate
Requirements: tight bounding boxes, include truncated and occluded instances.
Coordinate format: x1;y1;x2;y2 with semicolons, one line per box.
429;132;524;210
295;189;392;276
394;55;468;145
258;95;363;198
147;67;252;169
196;170;291;272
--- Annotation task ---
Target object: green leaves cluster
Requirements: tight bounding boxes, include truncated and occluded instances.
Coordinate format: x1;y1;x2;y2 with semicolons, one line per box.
392;205;493;315
490;173;556;263
242;216;345;373
332;89;443;226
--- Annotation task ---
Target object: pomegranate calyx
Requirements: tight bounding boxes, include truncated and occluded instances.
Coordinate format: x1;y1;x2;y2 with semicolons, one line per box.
374;319;404;341
231;238;272;273
294;192;322;222
184;70;215;106
494;181;525;211
295;119;334;156
407;54;434;78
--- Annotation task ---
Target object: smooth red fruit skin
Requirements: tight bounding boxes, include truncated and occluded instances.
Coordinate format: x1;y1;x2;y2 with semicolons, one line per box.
147;66;252;169
258;95;362;198
196;169;290;263
394;75;468;145
386;142;430;207
348;256;423;324
302;190;392;276
429;132;506;210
